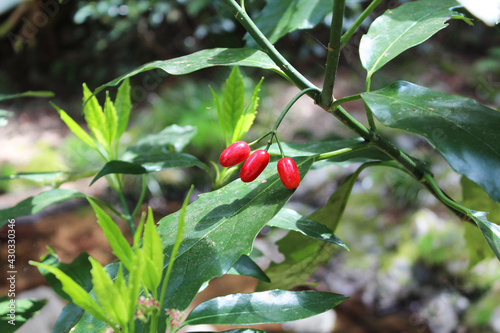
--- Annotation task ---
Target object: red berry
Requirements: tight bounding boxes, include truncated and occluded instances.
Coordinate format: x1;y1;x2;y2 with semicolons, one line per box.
219;141;251;167
277;157;300;189
240;150;270;182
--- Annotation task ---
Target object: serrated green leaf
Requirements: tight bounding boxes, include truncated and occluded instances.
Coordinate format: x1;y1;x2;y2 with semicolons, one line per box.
184;290;348;325
155;157;314;331
267;208;348;250
227;255;270;282
82;83;107;149
29;261;108;323
90;153;209;185
245;0;332;47
231;77;263;143
142;207;164;293
95;48;284;95
89;257;128;327
0;91;54;102
360;0;463;76
0;189;86;225
103;91;118;147
115;78;132;139
362;81;500;202
222;66;245;145
0;297;47;333
87;199;134;270
52;102;97;149
38;251;93;302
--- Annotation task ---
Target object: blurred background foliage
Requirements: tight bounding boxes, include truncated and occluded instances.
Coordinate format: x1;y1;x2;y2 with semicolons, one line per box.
1;1;500;332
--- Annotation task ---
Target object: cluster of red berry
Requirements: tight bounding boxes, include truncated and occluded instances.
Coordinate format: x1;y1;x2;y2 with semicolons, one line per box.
219;141;300;189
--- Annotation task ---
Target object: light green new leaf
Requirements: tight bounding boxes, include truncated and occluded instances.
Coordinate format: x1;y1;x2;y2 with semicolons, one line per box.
95;48;284;95
52;102;96;149
29;261;108;323
222;67;245;145
360;0;464;76
115;78;132;139
267;208;348;249
142;207;164;294
361;81;500;202
0;189;86;225
87;199;133;270
245;0;332;47
156;157;314;332
89;257;128;328
0;297;47;333
128;251;145;325
82;83;107;149
231;77;263;143
184;290;348;325
103;91;118;147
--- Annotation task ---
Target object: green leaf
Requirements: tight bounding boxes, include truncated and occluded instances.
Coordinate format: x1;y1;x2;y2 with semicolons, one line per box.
52;302;86;333
129;124;197;154
103;91;118;146
461;177;500;265
360;0;463;76
156;157;314;324
87;199;134;270
3;170;97;187
265;138;389;163
82;83;107;149
258;170;366;291
89;257;128;328
90;153;209;185
0;189;86;225
0;91;54;102
231;77;263;143
114;78;132;139
95;48;284;95
227;255;270;282
469;211;500;261
52;102;97;149
0;296;47;333
29;261;108;323
222;66;245;145
361;81;500;202
245;0;332;48
267;208;348;250
184;290;348;325
142;207;164;294
38;250;93;302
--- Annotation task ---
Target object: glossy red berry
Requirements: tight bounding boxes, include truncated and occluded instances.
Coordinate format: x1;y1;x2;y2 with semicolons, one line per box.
277;157;300;189
240;150;270;182
219;141;251;167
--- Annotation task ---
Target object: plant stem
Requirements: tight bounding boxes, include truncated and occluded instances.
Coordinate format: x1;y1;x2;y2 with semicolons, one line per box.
272;87;320;132
364;75;377;131
131;174;148;221
222;0;319;97
88;196;129;221
340;0;383;49
329;93;362;110
321;0;346;108
114;174;136;234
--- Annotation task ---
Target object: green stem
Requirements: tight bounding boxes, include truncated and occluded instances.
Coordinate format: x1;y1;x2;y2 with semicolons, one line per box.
329;93;362;110
340;0;383;49
222;0;320;97
364;74;377;132
321;0;346;108
273;87;320;132
114;174;136;234
315;141;373;161
248;131;272;146
131;174;148;221
87;196;129;221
